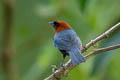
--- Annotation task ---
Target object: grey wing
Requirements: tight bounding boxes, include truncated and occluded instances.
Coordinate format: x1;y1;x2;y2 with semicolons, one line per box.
75;36;82;50
54;33;76;50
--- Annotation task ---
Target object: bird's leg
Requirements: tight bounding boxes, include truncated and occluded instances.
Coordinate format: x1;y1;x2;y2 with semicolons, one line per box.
60;58;65;67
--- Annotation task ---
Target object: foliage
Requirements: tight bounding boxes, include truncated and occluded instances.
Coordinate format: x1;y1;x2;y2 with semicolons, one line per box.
0;0;120;80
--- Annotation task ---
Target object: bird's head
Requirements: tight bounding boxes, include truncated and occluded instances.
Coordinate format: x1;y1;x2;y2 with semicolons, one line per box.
49;20;72;34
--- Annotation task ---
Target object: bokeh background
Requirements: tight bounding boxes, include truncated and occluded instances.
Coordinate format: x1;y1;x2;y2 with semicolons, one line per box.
0;0;120;80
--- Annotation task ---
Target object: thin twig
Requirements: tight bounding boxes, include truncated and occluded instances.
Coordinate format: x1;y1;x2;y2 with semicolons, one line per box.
82;22;120;52
85;44;120;59
44;22;120;80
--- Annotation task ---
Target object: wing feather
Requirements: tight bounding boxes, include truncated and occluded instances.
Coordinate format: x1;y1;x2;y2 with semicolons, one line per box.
54;29;76;50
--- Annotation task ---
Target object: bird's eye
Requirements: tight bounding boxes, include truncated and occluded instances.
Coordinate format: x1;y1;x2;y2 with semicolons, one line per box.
54;21;59;27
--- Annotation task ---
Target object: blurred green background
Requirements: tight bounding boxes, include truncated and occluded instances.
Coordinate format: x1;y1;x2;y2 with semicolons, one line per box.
0;0;120;80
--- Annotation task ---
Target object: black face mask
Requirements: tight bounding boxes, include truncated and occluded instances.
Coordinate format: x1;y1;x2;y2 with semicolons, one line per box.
49;21;59;29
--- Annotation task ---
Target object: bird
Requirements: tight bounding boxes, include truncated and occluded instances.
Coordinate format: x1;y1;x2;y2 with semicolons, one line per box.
49;20;86;66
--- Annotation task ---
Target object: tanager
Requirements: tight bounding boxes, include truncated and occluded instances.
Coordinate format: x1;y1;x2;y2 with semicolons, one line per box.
49;20;86;66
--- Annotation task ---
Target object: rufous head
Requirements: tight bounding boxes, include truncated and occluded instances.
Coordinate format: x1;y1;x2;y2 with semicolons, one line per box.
49;20;72;34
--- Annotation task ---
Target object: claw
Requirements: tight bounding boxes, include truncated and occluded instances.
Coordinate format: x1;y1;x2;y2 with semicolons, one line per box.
51;65;58;72
60;63;65;67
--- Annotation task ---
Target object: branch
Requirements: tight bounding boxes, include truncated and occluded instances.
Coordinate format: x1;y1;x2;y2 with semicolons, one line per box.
44;22;120;80
85;44;120;59
82;22;120;52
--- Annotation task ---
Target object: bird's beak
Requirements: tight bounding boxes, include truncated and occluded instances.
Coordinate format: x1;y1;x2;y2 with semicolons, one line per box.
48;21;54;27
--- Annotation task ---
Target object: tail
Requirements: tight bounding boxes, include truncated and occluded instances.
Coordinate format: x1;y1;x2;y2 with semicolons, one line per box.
68;47;86;65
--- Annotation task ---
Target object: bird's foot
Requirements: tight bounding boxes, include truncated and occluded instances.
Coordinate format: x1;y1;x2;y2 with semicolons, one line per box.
51;65;58;73
60;63;66;71
60;63;65;67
